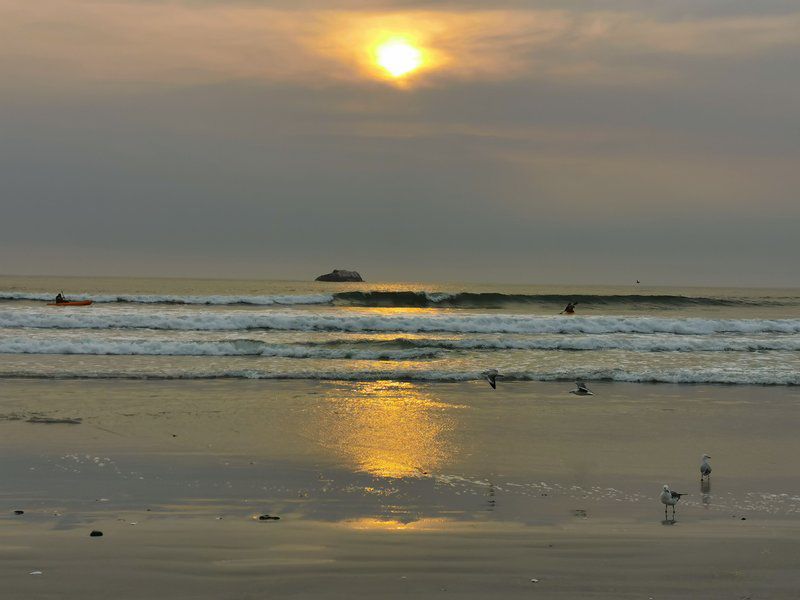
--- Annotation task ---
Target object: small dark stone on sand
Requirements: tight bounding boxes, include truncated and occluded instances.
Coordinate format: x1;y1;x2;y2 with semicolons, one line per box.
258;514;280;521
741;517;747;521
26;416;82;425
172;434;177;437
13;510;24;515
90;530;104;537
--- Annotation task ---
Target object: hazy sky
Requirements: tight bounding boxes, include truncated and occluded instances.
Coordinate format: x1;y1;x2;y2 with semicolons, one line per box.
1;0;798;285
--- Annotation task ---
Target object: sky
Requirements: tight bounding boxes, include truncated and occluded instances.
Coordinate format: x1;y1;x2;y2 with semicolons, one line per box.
1;0;798;286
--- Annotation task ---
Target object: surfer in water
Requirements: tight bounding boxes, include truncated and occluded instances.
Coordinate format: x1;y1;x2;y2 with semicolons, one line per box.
560;301;577;314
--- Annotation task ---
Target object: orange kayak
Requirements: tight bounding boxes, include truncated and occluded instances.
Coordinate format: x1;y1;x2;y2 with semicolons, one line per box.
47;300;93;307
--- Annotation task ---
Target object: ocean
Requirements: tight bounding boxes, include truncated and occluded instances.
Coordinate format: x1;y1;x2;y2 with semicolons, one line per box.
1;275;799;385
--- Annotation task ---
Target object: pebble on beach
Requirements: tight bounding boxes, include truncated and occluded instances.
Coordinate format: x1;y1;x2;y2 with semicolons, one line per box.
90;530;104;537
13;509;25;515
257;514;280;521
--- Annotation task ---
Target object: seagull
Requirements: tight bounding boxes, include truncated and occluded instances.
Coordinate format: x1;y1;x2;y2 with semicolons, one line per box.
660;484;686;519
483;369;498;389
569;381;593;396
700;454;712;481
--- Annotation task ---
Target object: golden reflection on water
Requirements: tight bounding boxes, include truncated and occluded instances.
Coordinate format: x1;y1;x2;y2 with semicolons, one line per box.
338;306;440;316
312;380;459;478
342;517;453;531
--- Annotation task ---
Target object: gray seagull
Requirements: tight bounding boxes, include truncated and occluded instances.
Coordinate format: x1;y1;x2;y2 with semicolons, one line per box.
700;454;712;481
660;484;686;519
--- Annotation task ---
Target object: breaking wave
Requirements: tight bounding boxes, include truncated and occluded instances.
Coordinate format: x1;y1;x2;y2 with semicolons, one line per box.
2;290;794;308
0;337;439;360
2;309;800;335
0;291;334;306
3;334;800;357
1;367;796;385
321;335;800;353
331;291;791;308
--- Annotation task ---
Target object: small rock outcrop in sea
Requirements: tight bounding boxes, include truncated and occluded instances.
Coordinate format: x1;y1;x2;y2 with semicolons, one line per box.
315;269;363;282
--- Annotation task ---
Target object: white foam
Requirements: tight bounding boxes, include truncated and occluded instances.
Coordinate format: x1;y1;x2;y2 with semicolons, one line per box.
2;307;800;335
398;335;800;352
0;291;333;306
0;367;796;385
0;337;438;360
3;333;799;355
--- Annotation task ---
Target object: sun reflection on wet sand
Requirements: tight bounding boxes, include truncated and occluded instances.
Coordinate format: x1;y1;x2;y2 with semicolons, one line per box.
311;381;460;478
341;517;453;531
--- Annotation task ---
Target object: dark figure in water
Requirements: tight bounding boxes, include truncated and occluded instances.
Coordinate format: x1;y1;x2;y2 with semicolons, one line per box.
55;292;66;303
483;369;498;389
561;302;577;314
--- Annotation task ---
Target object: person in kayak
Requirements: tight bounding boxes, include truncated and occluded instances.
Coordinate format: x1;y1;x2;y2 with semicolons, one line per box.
55;292;66;303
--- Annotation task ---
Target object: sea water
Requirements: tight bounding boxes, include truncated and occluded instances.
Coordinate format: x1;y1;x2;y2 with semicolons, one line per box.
1;276;798;385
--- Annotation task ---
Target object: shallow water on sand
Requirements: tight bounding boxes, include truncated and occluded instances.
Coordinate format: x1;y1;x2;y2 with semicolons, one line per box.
3;377;800;598
2;379;799;522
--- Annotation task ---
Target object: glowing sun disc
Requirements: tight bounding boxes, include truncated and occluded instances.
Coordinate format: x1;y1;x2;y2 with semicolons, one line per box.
375;39;423;77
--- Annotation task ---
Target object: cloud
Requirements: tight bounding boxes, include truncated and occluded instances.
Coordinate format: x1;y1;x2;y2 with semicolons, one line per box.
2;1;799;90
1;0;799;284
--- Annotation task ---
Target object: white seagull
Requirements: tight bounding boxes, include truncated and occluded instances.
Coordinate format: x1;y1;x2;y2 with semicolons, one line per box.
569;381;593;396
700;454;712;481
483;369;499;389
660;484;686;519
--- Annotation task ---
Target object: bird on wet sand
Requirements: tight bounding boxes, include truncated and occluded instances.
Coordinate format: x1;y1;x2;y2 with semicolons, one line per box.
660;484;686;519
484;369;498;389
569;381;593;396
700;454;712;481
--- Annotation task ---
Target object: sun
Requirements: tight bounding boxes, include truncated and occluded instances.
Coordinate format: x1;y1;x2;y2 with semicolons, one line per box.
375;38;424;78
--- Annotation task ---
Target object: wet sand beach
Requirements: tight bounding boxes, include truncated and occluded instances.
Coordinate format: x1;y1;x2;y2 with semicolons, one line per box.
2;379;799;598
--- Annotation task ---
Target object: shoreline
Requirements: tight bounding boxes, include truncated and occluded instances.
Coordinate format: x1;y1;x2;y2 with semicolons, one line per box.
0;373;798;387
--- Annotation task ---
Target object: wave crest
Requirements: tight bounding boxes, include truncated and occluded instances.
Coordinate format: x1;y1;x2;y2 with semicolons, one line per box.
2;290;794;308
0;337;439;360
0;368;796;385
2;309;799;335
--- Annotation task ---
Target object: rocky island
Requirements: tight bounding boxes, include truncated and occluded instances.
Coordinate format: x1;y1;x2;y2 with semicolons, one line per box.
315;269;363;282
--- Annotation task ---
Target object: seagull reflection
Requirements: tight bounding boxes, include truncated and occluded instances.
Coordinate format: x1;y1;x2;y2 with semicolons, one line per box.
701;478;712;508
486;482;496;512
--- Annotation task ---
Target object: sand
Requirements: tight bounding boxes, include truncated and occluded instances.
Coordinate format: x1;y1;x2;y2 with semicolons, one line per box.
2;378;799;599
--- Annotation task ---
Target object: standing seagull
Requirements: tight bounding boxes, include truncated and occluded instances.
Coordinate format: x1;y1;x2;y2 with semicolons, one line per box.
660;484;686;520
483;369;499;389
569;381;594;396
700;454;712;481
